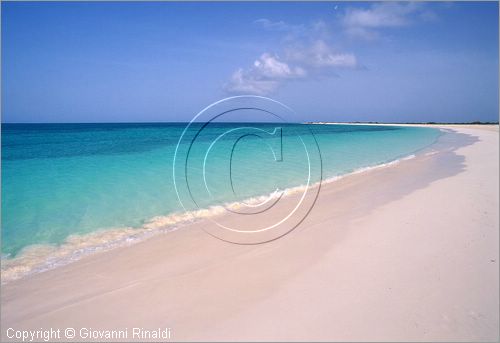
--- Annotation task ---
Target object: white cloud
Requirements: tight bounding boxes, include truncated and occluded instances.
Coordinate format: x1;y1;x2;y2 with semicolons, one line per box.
225;4;437;94
226;68;280;95
342;2;434;39
253;53;306;78
287;40;358;68
225;53;306;95
226;21;358;95
343;3;414;28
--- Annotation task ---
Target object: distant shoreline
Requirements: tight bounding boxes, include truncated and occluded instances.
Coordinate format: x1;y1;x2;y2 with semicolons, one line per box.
305;121;499;125
305;123;500;133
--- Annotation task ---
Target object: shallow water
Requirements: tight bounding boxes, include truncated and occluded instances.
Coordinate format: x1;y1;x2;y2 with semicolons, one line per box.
1;123;440;261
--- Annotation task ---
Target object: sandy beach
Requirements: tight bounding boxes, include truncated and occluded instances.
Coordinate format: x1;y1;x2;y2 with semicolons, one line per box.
1;124;498;342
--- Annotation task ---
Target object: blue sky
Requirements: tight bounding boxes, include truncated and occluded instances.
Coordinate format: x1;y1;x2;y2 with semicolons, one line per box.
1;1;498;123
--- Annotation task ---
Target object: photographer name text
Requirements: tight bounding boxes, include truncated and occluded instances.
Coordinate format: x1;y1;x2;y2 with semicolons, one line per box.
5;327;172;342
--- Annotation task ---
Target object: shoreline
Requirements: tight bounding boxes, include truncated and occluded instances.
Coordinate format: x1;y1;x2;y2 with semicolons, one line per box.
1;124;443;284
1;124;498;341
0;151;422;284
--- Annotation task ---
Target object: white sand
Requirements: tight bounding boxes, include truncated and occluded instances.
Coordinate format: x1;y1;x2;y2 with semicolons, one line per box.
1;125;498;342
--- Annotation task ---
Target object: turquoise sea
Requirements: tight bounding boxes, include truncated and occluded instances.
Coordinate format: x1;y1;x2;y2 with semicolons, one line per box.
1;123;441;278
